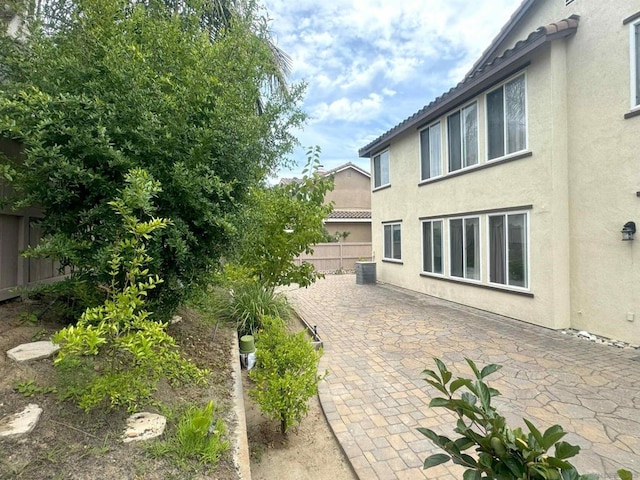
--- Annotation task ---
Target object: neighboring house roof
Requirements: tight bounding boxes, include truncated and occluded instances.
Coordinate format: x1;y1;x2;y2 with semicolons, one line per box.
358;14;580;158
324;162;371;178
278;161;370;186
327;210;372;220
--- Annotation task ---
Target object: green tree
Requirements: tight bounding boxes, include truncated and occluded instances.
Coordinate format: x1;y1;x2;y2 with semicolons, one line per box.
0;0;305;316
233;147;334;289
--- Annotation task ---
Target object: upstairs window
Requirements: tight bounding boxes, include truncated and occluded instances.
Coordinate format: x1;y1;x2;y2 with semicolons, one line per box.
373;150;390;188
448;103;478;172
487;74;527;160
383;223;402;260
633;19;640;109
420;122;442;181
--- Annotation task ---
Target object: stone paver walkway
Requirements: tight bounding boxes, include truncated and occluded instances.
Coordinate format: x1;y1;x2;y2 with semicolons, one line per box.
283;275;640;480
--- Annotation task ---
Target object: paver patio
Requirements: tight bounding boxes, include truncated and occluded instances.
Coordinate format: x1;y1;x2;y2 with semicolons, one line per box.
283;275;640;480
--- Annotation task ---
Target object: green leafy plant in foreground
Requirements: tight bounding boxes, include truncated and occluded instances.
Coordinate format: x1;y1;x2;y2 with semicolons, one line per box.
53;169;207;412
147;400;229;470
249;316;325;434
419;358;633;480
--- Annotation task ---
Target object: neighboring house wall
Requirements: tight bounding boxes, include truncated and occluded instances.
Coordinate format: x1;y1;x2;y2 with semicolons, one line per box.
324;222;371;243
324;163;372;243
325;166;371;210
361;0;640;343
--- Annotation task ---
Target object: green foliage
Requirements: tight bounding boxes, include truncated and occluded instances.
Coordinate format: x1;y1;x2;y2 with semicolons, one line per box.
14;379;57;396
52;169;208;412
249;316;324;434
321;228;350;243
205;278;291;337
234;146;334;289
0;0;306;317
147;400;229;470
418;358;631;480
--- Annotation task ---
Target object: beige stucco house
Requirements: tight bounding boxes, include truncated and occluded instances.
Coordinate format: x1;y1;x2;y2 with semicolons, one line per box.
322;162;372;243
359;0;640;344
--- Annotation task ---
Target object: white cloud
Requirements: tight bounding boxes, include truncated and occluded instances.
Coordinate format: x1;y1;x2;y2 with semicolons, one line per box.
262;0;523;176
311;93;384;123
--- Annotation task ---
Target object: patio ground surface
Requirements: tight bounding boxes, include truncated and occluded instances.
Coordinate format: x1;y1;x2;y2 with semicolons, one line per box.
283;274;640;480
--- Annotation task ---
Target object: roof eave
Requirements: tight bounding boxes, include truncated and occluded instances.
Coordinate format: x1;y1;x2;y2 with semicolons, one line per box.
358;23;578;158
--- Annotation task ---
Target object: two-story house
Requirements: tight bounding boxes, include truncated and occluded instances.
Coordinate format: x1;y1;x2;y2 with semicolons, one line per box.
359;0;640;344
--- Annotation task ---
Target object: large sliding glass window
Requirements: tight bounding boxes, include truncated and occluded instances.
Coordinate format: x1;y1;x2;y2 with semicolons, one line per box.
487;74;527;160
489;213;528;288
373;150;390;188
422;220;443;274
447;103;478;172
420;123;442;181
383;223;402;260
449;217;480;280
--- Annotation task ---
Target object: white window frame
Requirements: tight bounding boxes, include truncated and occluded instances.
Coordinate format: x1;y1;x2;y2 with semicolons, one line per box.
485;73;528;161
419;122;442;181
631;19;640;110
448;216;481;281
382;222;402;261
373;150;390;189
421;219;444;275
446;101;479;173
487;211;530;290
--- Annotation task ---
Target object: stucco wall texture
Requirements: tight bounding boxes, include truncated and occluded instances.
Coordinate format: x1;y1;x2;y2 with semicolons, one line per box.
368;0;640;344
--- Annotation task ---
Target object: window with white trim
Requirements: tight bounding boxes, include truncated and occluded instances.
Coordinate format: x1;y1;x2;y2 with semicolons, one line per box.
420;122;442;181
447;102;478;172
383;223;402;260
373;150;390;188
449;217;480;280
486;74;527;160
489;213;528;288
422;220;443;274
632;19;640;109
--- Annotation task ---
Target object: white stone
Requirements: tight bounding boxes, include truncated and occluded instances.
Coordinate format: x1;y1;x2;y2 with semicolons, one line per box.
122;412;166;443
170;315;182;324
0;404;42;437
7;341;60;362
577;330;591;338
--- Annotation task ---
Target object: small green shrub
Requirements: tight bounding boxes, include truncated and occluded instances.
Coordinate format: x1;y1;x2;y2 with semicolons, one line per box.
14;379;56;397
418;358;632;480
249;316;324;434
147;400;229;470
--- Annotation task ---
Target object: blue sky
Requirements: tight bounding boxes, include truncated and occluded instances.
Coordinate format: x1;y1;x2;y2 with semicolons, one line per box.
262;0;524;180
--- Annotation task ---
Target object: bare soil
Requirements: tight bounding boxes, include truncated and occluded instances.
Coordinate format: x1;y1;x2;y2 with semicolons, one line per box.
243;371;356;480
1;298;356;480
0;298;239;480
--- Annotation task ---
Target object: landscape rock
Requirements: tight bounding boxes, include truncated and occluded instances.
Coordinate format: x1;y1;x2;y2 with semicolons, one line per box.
7;341;60;362
122;412;166;443
0;404;42;437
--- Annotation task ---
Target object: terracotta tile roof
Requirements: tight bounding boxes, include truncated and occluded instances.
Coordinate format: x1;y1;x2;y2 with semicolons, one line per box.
358;15;580;158
327;210;371;220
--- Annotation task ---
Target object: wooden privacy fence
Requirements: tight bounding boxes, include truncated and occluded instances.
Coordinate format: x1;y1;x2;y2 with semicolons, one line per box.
295;242;372;272
1;138;67;301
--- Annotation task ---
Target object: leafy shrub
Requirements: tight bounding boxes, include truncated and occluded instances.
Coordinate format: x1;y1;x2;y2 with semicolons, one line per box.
249;316;324;434
148;400;229;470
53;169;208;412
418;358;632;480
